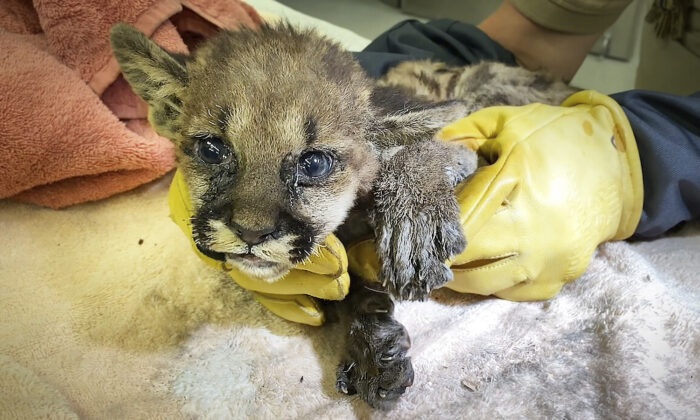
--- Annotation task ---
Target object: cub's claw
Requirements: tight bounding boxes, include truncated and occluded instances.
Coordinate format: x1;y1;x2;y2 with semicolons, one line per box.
377;210;464;300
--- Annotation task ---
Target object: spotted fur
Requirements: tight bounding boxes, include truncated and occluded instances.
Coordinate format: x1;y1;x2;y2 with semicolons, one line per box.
377;59;575;112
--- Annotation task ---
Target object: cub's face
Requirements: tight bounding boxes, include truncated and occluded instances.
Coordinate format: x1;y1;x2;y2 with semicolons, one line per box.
111;24;378;279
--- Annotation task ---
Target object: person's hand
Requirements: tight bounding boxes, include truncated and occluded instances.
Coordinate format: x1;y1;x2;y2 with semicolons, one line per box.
168;170;349;326
436;90;643;300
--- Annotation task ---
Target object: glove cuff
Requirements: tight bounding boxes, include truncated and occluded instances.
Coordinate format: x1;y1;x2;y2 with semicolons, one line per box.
562;90;644;240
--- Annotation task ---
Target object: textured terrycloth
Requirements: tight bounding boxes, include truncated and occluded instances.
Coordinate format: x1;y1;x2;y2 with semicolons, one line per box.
33;0;261;94
0;0;261;209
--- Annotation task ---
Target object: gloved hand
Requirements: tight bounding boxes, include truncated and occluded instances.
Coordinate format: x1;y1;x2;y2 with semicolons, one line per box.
168;170;349;326
348;90;643;301
437;90;644;300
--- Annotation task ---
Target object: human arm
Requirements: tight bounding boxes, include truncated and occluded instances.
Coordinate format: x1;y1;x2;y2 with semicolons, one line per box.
477;0;630;81
611;89;700;238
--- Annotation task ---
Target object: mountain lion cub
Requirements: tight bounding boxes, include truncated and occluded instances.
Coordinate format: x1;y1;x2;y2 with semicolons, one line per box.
110;22;572;409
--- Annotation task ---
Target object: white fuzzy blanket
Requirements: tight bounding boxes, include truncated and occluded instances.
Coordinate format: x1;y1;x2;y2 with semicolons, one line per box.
170;222;700;419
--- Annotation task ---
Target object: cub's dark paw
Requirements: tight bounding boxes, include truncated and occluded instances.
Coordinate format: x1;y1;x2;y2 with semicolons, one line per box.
336;289;414;409
372;141;475;301
376;208;464;301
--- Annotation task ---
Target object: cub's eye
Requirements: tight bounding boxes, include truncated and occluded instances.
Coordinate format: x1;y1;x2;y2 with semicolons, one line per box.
196;137;231;164
299;150;333;178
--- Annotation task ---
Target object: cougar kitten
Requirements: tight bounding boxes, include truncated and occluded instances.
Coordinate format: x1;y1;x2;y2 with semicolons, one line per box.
110;22;573;409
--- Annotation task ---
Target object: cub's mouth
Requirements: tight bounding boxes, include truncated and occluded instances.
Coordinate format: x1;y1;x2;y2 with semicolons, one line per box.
195;243;226;261
226;252;293;280
226;252;277;266
195;243;292;279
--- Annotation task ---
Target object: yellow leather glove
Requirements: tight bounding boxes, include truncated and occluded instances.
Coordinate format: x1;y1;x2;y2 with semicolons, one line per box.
168;170;350;326
437;90;644;300
348;90;643;301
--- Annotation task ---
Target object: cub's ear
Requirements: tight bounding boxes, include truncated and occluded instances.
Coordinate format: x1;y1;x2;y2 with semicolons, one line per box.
368;86;467;147
109;23;188;137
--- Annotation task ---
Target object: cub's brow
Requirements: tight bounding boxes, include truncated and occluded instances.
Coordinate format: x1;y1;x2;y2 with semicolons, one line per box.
214;104;232;133
304;116;317;145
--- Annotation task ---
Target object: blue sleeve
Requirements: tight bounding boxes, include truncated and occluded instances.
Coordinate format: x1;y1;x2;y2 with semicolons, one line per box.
353;19;516;78
610;90;700;238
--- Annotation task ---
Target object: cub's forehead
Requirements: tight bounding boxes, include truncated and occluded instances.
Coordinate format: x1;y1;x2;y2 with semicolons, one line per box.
177;25;372;151
180;68;365;150
182;53;351;125
184;58;347;111
181;25;368;103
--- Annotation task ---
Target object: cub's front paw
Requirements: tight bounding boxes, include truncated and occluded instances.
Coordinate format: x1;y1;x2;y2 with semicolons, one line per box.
336;309;414;410
372;141;475;300
375;206;464;300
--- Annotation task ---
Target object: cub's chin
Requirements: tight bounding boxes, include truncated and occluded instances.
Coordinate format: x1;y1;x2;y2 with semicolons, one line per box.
225;253;293;282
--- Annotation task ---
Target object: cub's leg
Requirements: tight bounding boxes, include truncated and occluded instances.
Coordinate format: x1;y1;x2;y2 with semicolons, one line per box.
335;281;414;410
371;139;477;301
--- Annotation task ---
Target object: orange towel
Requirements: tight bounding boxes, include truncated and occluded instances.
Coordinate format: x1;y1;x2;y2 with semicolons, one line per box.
0;0;261;209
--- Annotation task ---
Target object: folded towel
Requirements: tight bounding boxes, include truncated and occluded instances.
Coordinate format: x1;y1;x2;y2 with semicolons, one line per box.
0;0;261;209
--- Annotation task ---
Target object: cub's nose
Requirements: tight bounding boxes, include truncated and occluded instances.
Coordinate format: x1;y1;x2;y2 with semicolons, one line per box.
230;221;279;246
